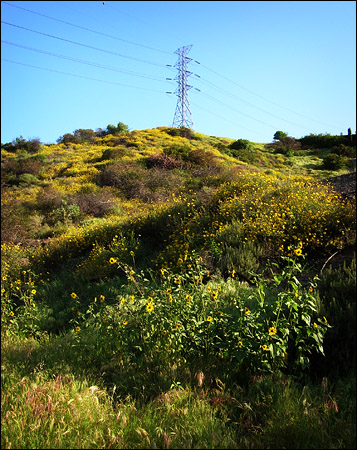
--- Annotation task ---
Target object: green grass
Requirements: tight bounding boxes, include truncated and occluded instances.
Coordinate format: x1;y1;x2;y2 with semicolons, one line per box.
2;333;355;449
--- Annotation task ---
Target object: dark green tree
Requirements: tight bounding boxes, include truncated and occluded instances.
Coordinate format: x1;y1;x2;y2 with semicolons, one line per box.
116;121;130;134
106;122;129;136
73;129;96;143
273;131;288;141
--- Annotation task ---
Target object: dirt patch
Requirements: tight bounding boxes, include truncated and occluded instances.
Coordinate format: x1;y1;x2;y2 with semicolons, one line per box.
320;172;356;199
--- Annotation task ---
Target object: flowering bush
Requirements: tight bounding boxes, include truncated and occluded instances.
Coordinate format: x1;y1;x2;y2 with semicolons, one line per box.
69;249;330;380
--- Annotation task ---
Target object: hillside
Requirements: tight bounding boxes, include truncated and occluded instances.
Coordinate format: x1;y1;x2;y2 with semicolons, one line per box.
1;126;355;247
1;126;356;449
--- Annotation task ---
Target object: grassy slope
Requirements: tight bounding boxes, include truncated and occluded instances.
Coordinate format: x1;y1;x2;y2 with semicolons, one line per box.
1;127;356;449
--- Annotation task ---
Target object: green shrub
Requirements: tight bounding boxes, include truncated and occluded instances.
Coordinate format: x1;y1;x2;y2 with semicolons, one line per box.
98;161;142;193
322;153;349;170
331;144;356;158
228;147;259;163
215;221;263;280
298;133;353;149
18;173;41;185
1;157;44;177
163;144;192;162
49;200;82;227
266;137;302;156
105;121;130;136
10;136;43;153
101;147;131;160
230;139;253;151
162;126;195;139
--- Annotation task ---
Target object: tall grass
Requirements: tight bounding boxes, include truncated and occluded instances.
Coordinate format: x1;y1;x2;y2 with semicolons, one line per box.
2;333;355;449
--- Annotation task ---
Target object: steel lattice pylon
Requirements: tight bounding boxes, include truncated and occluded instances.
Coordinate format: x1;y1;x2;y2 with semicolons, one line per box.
172;45;194;129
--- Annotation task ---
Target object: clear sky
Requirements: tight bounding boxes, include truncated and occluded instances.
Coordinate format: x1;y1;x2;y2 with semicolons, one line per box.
1;0;356;144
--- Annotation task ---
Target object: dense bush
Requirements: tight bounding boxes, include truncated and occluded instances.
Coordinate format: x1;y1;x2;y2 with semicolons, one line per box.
146;153;182;170
57;129;97;145
266;137;302;156
101;147;132;160
164;145;219;169
215;220;263;280
298;133;355;149
331;144;356;158
1;137;42;153
35;187;63;213
322;152;350;170
18;173;41;186
48;200;82;227
229;139;253;151
1;200;28;244
69;191;115;218
1;157;44;178
162;126;195;139
98;161;183;202
228;147;259;163
98;162;142;193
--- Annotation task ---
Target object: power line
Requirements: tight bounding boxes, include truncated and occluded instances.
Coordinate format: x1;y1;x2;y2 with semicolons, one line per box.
195;75;312;132
1;58;166;92
189;100;259;135
197;90;279;130
2;40;172;83
2;1;173;56
1;21;168;68
1;3;342;136
2;1;331;131
195;60;341;129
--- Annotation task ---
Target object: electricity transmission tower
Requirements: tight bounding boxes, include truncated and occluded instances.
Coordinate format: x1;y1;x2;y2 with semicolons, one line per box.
172;45;194;129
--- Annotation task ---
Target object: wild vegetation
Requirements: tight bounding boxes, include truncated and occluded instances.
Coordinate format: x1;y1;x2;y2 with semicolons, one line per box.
1;124;356;449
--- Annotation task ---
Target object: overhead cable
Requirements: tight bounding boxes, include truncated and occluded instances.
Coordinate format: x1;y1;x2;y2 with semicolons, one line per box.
1;21;167;68
2;1;173;56
1;58;166;92
196;76;312;131
2;40;172;82
198;91;280;130
196;61;340;129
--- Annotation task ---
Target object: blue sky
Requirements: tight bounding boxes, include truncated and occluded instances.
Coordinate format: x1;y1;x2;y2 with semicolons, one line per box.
1;0;356;144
